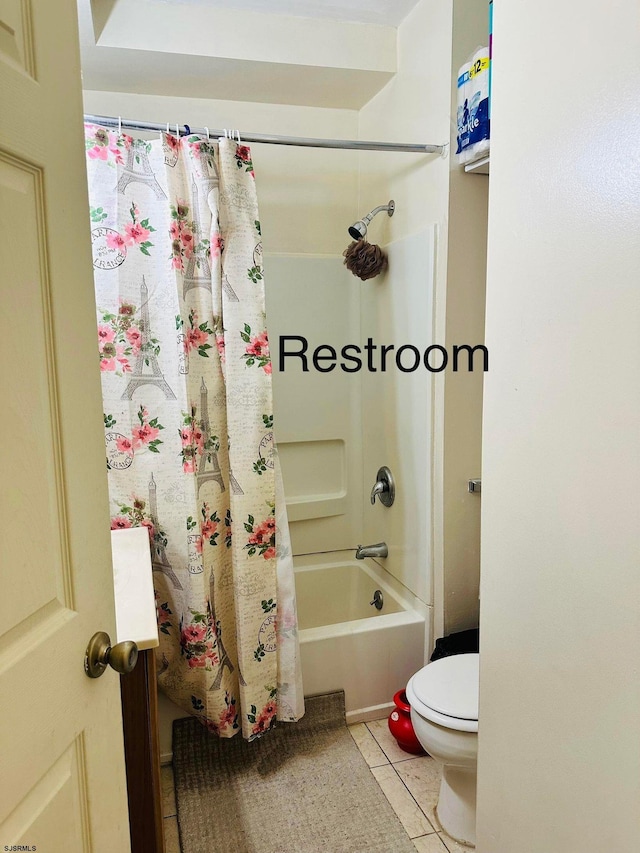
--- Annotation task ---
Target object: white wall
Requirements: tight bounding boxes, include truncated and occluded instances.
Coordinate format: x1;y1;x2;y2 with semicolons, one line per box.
357;0;453;623
441;0;489;635
477;1;640;850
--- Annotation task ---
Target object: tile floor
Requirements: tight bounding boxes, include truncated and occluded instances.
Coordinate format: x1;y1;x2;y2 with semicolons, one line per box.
160;714;472;852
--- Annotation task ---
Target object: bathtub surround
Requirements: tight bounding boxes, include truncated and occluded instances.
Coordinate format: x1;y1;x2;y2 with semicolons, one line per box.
172;691;417;853
86;129;303;739
358;0;453;615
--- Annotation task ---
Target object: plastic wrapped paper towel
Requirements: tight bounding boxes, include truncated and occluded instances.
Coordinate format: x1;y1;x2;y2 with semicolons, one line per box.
456;46;490;165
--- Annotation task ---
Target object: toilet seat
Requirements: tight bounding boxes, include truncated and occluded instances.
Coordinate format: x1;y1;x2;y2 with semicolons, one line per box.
406;653;479;734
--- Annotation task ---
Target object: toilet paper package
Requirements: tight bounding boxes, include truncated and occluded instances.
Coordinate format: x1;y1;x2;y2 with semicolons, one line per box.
455;61;473;164
456;46;490;165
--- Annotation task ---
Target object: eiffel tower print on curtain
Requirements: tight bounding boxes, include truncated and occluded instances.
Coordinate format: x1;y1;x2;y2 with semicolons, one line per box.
197;378;225;496
222;272;240;303
196;144;220;197
183;178;212;298
208;599;234;691
148;473;183;590
122;278;176;401
117;140;166;199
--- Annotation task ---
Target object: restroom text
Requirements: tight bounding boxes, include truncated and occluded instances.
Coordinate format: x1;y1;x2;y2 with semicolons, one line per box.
278;336;488;373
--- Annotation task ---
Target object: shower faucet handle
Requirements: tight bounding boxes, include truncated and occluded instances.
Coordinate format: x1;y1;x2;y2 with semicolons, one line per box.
370;466;395;507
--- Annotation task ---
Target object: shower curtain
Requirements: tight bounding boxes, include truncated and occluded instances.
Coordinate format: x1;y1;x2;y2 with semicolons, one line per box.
85;124;304;739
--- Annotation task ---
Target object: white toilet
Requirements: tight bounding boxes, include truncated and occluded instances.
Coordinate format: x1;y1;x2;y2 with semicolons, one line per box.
406;653;479;847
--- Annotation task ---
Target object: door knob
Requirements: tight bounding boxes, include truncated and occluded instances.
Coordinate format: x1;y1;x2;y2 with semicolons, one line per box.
84;631;139;678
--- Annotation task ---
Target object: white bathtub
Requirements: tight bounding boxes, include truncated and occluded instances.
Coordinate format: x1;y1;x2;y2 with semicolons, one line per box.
294;551;429;723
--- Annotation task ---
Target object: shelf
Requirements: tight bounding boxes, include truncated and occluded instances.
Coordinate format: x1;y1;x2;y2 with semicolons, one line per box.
464;155;490;174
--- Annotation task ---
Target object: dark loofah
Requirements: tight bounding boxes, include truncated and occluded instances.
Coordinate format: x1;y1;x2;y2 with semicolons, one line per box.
343;240;388;281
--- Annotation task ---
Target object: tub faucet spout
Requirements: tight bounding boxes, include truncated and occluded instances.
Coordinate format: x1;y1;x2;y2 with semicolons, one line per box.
355;542;388;560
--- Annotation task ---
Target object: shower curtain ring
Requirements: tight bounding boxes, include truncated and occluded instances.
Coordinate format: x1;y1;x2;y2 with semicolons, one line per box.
118;116;122;135
166;122;170;134
175;123;179;138
204;126;210;140
235;129;241;143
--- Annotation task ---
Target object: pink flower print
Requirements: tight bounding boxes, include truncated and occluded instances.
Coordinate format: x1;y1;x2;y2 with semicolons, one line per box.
188;657;206;669
181;624;207;645
88;145;109;161
169;221;180;239
115;344;131;372
140;519;155;541
194;536;203;555
180;427;192;447
124;222;151;245
241;325;271;372
237;145;251;162
109;146;124;165
116;435;134;454
98;324;115;346
119;301;135;317
247;332;269;358
106;231;127;251
215;336;225;362
165;134;179;153
250;517;276;546
111;516;132;530
125;326;142;353
251;700;277;735
186;327;208;352
201;519;218;540
211;233;224;257
172;255;184;271
131;423;160;449
182;449;196;474
245;512;276;558
220;703;236;728
205;647;219;666
100;357;115;372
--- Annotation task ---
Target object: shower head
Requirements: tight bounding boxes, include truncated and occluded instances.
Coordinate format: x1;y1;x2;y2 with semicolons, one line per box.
348;200;395;240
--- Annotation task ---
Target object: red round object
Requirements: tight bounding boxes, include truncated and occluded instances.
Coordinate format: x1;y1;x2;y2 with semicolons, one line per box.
388;689;426;755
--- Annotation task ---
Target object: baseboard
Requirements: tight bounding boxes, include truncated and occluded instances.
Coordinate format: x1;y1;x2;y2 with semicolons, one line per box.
345;702;393;725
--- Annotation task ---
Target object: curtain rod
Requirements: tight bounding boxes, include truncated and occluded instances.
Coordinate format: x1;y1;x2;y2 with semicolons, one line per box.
84;114;447;155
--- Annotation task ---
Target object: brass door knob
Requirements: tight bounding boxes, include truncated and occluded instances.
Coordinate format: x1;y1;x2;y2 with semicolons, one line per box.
84;631;139;678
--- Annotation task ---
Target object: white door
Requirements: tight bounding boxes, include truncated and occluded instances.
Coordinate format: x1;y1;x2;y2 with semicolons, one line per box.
0;1;131;850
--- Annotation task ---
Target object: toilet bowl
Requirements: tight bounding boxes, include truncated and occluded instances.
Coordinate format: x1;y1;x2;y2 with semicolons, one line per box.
406;653;479;847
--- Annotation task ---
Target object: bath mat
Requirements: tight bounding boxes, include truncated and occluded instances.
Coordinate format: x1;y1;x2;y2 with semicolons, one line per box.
172;691;417;853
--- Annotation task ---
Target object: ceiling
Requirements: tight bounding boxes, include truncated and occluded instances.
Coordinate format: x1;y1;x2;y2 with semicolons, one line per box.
79;0;399;109
146;0;422;27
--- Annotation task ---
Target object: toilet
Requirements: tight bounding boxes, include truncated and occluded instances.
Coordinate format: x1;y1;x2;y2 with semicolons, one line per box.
406;653;479;847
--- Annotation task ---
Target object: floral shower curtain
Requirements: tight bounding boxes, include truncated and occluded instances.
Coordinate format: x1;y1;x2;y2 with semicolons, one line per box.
85;124;304;739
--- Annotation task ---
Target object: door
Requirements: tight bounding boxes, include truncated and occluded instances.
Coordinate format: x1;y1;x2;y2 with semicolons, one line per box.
0;1;131;850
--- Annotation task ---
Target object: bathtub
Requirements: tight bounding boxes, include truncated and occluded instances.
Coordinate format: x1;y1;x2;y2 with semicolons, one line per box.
294;551;430;723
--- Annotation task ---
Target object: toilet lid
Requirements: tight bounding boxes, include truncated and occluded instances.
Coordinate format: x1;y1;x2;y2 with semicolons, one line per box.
410;653;479;721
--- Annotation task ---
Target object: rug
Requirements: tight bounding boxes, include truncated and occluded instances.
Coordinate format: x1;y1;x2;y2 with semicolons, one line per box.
172;691;417;853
